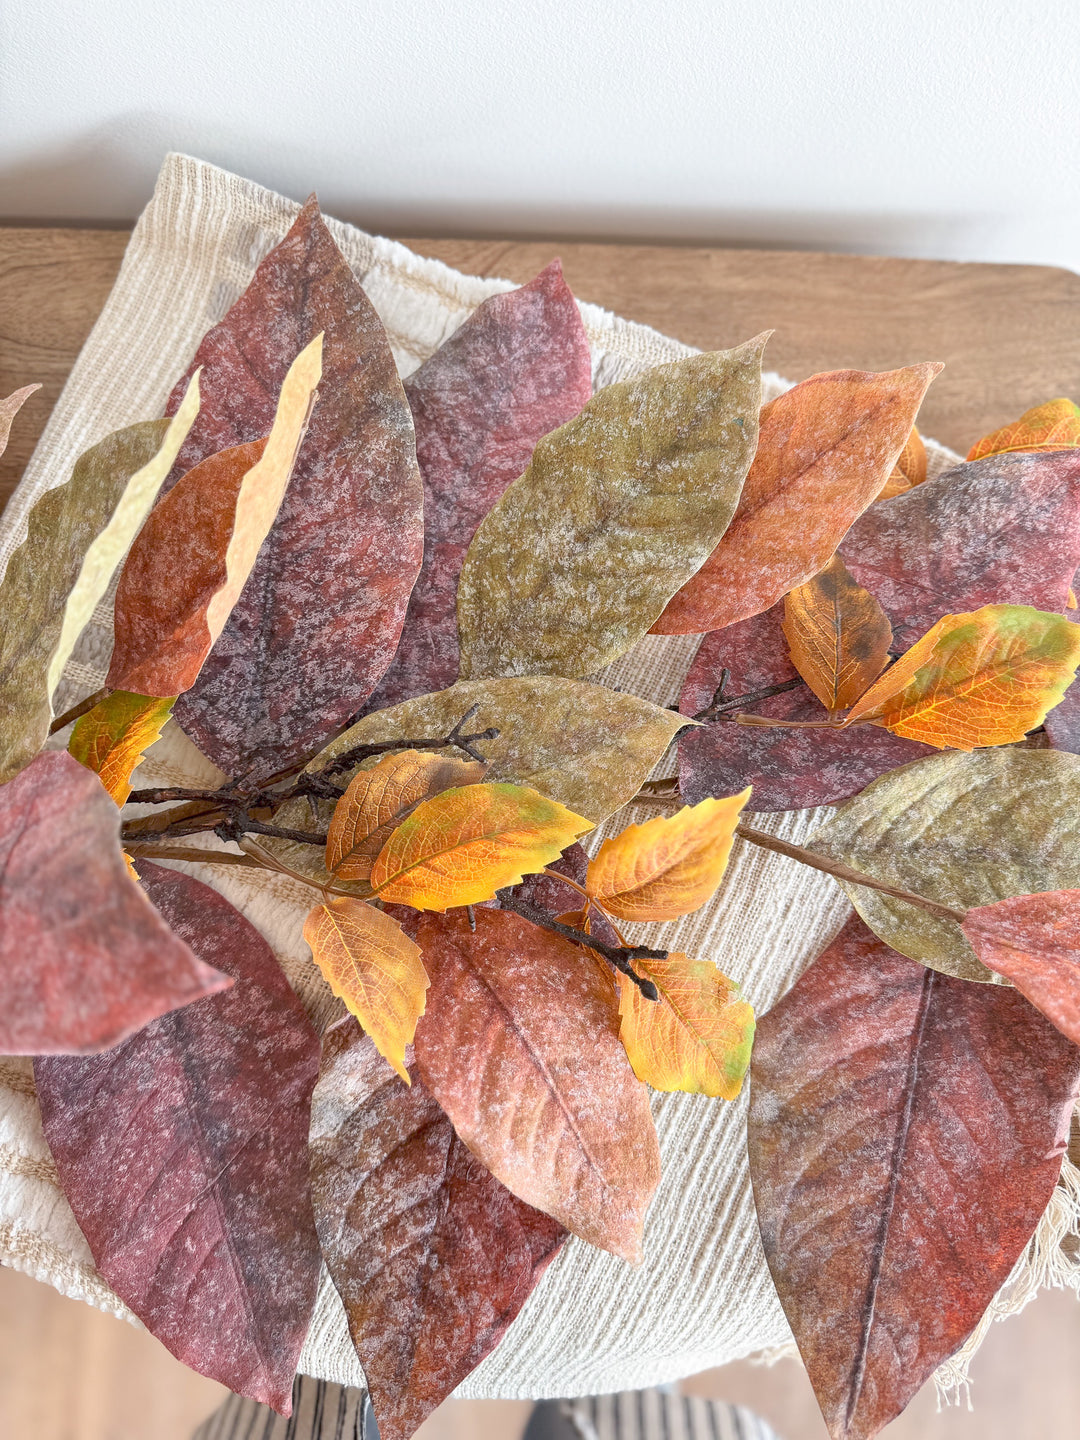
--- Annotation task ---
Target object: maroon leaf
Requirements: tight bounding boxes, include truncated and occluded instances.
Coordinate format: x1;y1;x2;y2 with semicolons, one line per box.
362;261;592;714
310;1018;566;1440
0;752;229;1053
36;862;322;1413
1046;619;1080;752
748;914;1080;1440
963;889;1080;1045
678;604;934;811
168;196;423;779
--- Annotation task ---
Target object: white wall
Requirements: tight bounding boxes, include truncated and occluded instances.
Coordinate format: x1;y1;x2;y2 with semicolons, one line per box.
1;0;1078;271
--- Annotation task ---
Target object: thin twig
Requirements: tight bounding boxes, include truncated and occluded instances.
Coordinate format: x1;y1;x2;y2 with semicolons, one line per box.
49;686;113;734
498;888;663;1000
125;843;264;869
237;838;373;900
693;673;807;723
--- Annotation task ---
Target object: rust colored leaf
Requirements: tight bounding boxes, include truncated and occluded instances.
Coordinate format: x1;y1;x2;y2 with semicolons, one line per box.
303;899;429;1083
0;384;40;458
36;861;321;1412
109;332;323;697
69;689;175;805
585;792;750;922
370;782;591;911
748;913;1080;1440
843;604;1080;748
782;556;892;712
326;750;485;882
413;907;660;1260
0;751;229;1053
655;364;941;635
617;954;755;1099
877;426;926;499
310;1020;566;1440
362;261;592;713
169;196;423;780
967;397;1080;462
963;890;1080;1046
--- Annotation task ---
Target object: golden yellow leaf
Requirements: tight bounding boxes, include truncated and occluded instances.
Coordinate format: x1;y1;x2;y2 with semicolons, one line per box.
967;398;1080;462
303;898;428;1083
69;690;175;806
878;426;927;498
617;954;755;1098
370;782;591;911
585;791;751;922
843;604;1080;749
782;555;893;712
326;750;485;882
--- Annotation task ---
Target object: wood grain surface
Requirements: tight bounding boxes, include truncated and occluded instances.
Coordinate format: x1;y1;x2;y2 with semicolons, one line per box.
3;224;1080;513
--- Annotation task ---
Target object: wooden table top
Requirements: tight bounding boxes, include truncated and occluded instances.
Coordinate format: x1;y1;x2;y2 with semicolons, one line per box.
3;225;1080;511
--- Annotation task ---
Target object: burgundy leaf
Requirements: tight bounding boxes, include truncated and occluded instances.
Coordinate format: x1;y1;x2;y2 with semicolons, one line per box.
362;261;592;714
168;196;423;779
748;914;1080;1440
963;889;1080;1045
0;752;229;1053
36;862;322;1413
678;605;933;811
310;1018;566;1440
1045;619;1080;752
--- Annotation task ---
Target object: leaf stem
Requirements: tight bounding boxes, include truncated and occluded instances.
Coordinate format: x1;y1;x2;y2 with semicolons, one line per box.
497;887;663;1000
49;686;113;734
693;673;808;722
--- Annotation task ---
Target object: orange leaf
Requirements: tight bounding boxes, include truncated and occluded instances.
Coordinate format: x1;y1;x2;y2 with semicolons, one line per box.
653;363;942;634
963;889;1080;1046
370;782;591;911
69;690;175;806
303;898;428;1083
326;750;485;882
782;555;893;712
585;791;750;922
843;603;1080;749
107;333;322;696
617;954;755;1098
967;398;1080;462
878;425;927;498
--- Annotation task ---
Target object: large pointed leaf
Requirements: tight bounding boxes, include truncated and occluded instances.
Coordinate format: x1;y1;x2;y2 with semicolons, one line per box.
843;604;1080;747
69;689;176;805
0;752;229;1053
782;556;892;712
963;889;1080;1046
35;861;322;1414
654;364;940;634
748;914;1080;1440
363;261;592;713
413;908;660;1260
370;782;591;910
303;898;429;1082
809;748;1080;981
169;197;424;779
967;397;1080;461
310;1020;566;1440
0;388;199;783
0;384;40;457
109;333;323;697
457;337;766;679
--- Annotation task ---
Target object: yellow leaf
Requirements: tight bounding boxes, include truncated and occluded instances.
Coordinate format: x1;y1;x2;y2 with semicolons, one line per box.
878;426;927;498
69;690;175;806
967;398;1080;462
617;954;755;1098
782;555;893;712
370;782;591;911
303;898;428;1083
585;791;751;922
326;750;485;882
843;604;1080;749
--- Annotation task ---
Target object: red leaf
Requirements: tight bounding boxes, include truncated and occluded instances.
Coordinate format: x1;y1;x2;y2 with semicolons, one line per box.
310;1019;566;1440
0;752;229;1053
167;196;423;779
1045;617;1080;753
412;908;660;1262
35;862;322;1413
362;261;592;714
963;889;1080;1045
748;914;1080;1440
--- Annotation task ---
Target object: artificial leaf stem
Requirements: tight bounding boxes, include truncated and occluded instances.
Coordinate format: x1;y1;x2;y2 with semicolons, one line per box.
497;887;664;1000
50;686;114;734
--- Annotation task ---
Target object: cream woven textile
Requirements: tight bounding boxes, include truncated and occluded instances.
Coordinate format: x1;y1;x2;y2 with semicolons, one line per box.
0;152;1067;1402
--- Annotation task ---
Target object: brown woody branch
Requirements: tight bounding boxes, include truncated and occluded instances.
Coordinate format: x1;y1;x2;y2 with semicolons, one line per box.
497;887;663;1000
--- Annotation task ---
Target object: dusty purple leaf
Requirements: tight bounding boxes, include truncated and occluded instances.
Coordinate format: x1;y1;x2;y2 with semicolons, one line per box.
168;196;423;780
1046;617;1080;752
362;261;592;714
36;861;322;1413
310;1019;566;1440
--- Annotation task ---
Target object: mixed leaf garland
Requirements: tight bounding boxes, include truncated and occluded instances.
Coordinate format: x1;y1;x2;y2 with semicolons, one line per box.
4;194;1080;1440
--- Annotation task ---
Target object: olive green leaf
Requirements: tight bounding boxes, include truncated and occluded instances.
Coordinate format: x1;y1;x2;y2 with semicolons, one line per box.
809;748;1080;981
0;378;199;783
457;337;768;680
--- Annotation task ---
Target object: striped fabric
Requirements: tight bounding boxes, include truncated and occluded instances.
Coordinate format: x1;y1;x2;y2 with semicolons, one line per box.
193;1375;375;1440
